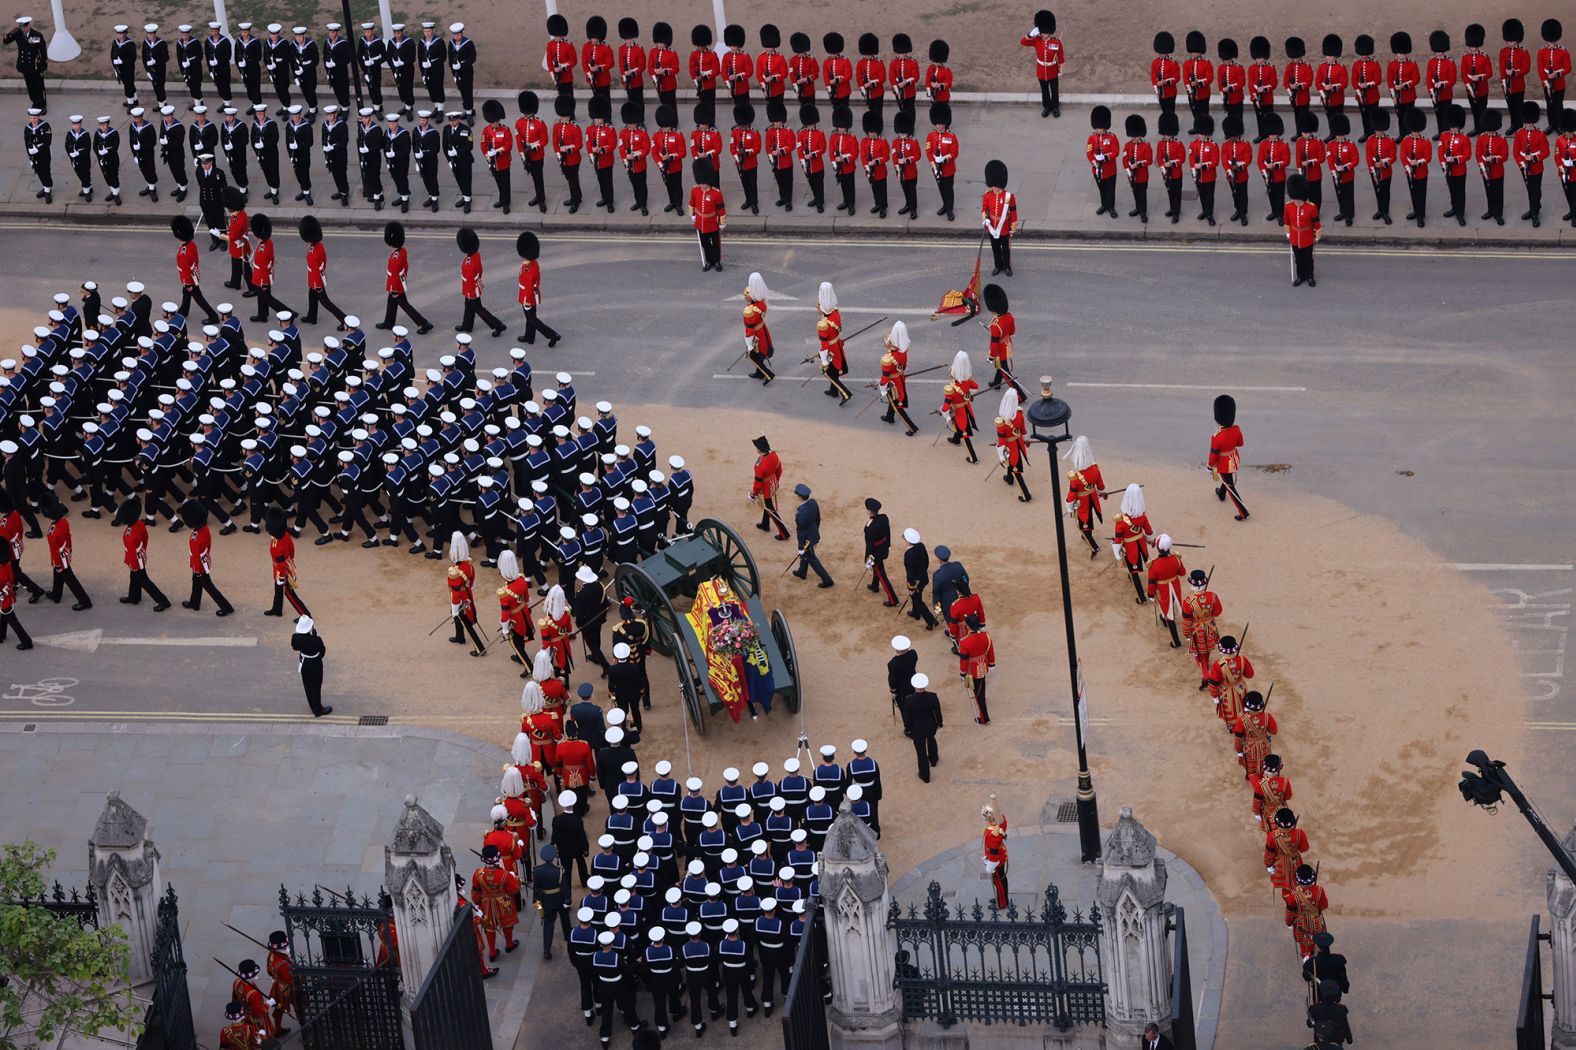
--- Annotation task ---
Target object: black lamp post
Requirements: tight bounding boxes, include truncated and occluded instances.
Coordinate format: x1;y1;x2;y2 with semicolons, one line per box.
1025;375;1102;863
1459;749;1576;882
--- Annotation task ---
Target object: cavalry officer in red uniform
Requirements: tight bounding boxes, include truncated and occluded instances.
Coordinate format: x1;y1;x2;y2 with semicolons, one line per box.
1183;31;1213;134
497;549;534;669
298;215;347;327
538;584;573;675
940;382;976;461
1021;11;1063;118
817;307;851;403
472;843;523;958
1121;113;1151;222
1221;114;1252;224
1352;35;1383;140
1501;19;1532;132
750;435;788;540
1209;394;1248;519
981;283;1022;396
1062;435;1104;557
45;503;92;610
957;615;995;724
1284;864;1328;962
181;500;235;615
264;505;307;616
455;225;506;337
520;681;563;769
689;158;726;271
981;159;1018;276
879;351;918;436
1146;535;1187;648
516;231;561;347
1250;753;1292;825
732;101;763;214
1538;20;1568;133
859;110;890;217
994;389;1032;502
1283;171;1320;288
1112;483;1152;605
862;498;898;606
1315;34;1347;134
1151;32;1180;118
448;531;487;656
924;102;958;220
264;932;295;1035
1155;111;1185;222
1231;689;1277;779
620;99;652;215
1263;807;1308;895
1207;633;1254;728
485;802;527;884
1513;101;1551;225
981;798;1008;907
379;220;431;331
1180;569;1222;685
743;271;775;383
1086;105;1118;216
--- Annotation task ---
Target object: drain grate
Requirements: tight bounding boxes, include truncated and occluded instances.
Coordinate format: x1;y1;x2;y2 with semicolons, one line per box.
358;715;389;726
22;724;36;732
1055;802;1078;823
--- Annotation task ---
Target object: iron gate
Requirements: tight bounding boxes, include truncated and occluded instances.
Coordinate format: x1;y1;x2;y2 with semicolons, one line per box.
278;885;404;1050
889;880;1104;1029
780;897;828;1050
137;886;196;1050
1167;906;1196;1050
10;879;99;929
410;906;492;1050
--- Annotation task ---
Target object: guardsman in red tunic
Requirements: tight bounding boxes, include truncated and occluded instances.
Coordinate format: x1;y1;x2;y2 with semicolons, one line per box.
789;32;819;101
1283;172;1320;288
516;231;561;347
1538;19;1569;133
181;500;235;615
689;158;726;271
924;102;958;220
1325;112;1359;225
1399;108;1432;225
298;214;347;327
1180;569;1222;683
582;16;614;101
1459;25;1493;134
520;680;563;768
473;843;523;958
1207;633;1254;727
1256;111;1291;222
118;498;171;609
756;24;787;103
223;192;252;290
545;14;577;104
822;31;852;108
0;544;29;650
829;106;860;213
456;225;506;337
1512;101;1551;225
1283;36;1313;132
1188;113;1220;224
171;214;218;324
1111;484;1152;604
1284;864;1329;961
651;103;686;214
1263;808;1308;893
1121;113;1152;222
1365;108;1398;223
891;108;921;217
265;932;295;1034
264;506;307;616
957;615;995;725
1086;105;1118;216
1061;435;1105;557
856;33;886;130
940;383;975;462
551;95;584;212
1146;535;1187;648
585;96;618;212
859;110;889;217
45;503;91;609
1020;11;1063;118
379;219;430;331
616;18;646;120
1555;108;1576;225
555;722;597;803
1388;32;1421;145
1151;32;1181;119
689;25;720;107
981;159;1018;276
648;22;679;110
720;24;752;104
232;960;276;1038
1293;111;1325;210
750;435;789;539
742;271;774;383
1501;19;1532;132
1232;689;1278;778
1314;34;1348;133
219;1001;262;1050
1247;36;1277;141
1221;114;1253;224
1155;111;1186;221
765;97;796;209
1426;31;1458;140
247;213;290;323
690;101;723;183
480;98;514;213
981;799;1008;908
620;99;652;215
1352;34;1384;140
732;100;763;214
890;33;919;116
1209;394;1249;519
1217;38;1246;130
1182;31;1213;134
980;283;1022;396
1438;104;1471;224
1249;753;1292;825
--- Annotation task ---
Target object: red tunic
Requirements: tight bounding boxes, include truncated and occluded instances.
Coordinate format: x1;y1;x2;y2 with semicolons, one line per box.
1283;59;1312;107
449;560;476;620
828;130;858;176
823;56;853;101
957;629;995;679
472;865;522;930
587;123;616;170
520;709;562;768
232;980;275;1037
1146;553;1187;620
1181;590;1222;655
756;50;787;96
1065;465;1106;527
385;246;408;293
982;187;1016;234
751;450;781;500
1156;138;1185;181
251;238;275;288
924;129;958;177
689;185;725;232
552;119;582;166
555;738;596;788
1122;138;1151;183
650;128;685;174
1387;58;1420;105
1113;513;1152;567
689;126;723;171
1500;44;1531;95
581;40;613;89
305;241;326;290
1248;60;1277;106
723;49;753;97
1294;135;1325;182
269;532;296;585
1249;772;1292;822
1263;825;1309;891
1207;653;1255;724
1539;45;1571;93
515;114;548;162
1426;56;1457;103
47;516;73;570
1351;56;1382;104
923;62;952;102
856;56;885;99
618;41;646;89
1151;55;1181;99
227;210;250;259
1183;55;1213;99
460;251;483;298
1086;131;1118;179
545;38;576;85
1022;34;1063;80
987;311;1014;365
797;127;826;173
265;951;294;1018
517;259;541;307
1208;424;1244;475
188;526;213;575
176;240;200;285
1314;60;1347;106
1188;138;1219;183
648;43;678;93
1512;127;1551;176
1218;60;1246;104
1232;709;1279;776
123;520;149;570
689;47;720;91
790;53;820;98
889;55;919;99
620;124;650;173
481;124;512;170
731;126;762;172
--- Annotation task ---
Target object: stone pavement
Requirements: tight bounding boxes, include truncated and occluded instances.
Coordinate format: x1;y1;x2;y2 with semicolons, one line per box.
5;78;1574;248
0;720;533;1050
891;819;1227;1050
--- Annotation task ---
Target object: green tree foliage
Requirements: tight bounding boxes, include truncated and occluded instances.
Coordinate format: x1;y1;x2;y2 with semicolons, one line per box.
0;842;144;1049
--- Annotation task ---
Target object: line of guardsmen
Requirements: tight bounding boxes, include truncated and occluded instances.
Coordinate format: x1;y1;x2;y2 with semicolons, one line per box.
0;269;702;630
496;727;885;1040
1098;22;1575;227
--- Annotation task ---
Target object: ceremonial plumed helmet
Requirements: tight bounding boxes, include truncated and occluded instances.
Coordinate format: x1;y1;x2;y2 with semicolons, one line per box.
724;23;745;48
981;283;1009;315
858;32;879;56
985;159;1008;188
1503;19;1524;43
1371;108;1390;132
1447;103;1466;130
1125;113;1147;137
862;109;880;134
800;102;820;125
791;31;812;54
1090;105;1112;130
1249;35;1271;60
546;13;568;36
652;21;673;45
1406;107;1429;134
1222;113;1244;137
518;89;539;115
823;32;844;53
930;102;952;126
1354;33;1375;56
1463;24;1485;48
1322;34;1342;58
1195;113;1215;135
655;103;677;128
1274;807;1297;828
893;33;913;53
1153;31;1174;55
1327;111;1350;136
1214;394;1237;426
1544;19;1563;42
222;185;247;210
691;23;712;47
622;101;641;124
554;94;576;119
759;24;780;49
384;220;405;248
585;16;606;40
170;214;195;241
1158;111;1179;137
1296;864;1317;885
1284;36;1305;59
691;158;714;186
767;97;788;124
1263;754;1283;772
588;96;611;122
1218;37;1238;61
1429;30;1450;53
1296;109;1319;136
929;38;949;63
1389;31;1412;54
298;214;322;244
455;226;480;254
832;106;852;130
1243;690;1266;711
618;17;638;40
1035;10;1056;34
693;101;714;126
517;232;540;261
481;98;504;123
1185;30;1206;53
249;213;272;239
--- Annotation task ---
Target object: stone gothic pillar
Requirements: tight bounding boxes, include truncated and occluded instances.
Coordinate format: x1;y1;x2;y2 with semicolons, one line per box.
383;795;458;1002
1096;806;1172;1043
1548;821;1576;1049
87;791;162;985
820;805;902;1050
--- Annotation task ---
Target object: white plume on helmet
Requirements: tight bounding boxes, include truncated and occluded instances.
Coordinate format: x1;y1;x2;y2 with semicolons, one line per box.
520;680;545;715
949;350;972;384
511;732;533;765
817;281;837;313
497;549;520;581
746;272;770;301
533;649;556;682
887;321;910;352
1121;483;1145;517
448;530;469;563
1062;435;1095;471
545;584;566;620
500;767;524;797
998;387;1020;422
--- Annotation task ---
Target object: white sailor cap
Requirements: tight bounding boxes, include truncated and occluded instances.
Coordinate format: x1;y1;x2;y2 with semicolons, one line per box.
176;23;192;32
287;104;302;115
326;22;341;31
531;480;548;493
392;23;405;31
635;425;652;438
614;444;631;456
576;415;593;431
290;444;308;457
427;463;443;476
321;104;338;114
911;672;930;689
442;452;460;465
449;21;465;33
130;105;146;117
144;22;159;32
525;433;543;448
359;106;377;117
292;26;308;35
350;428;369;440
238;22;252;30
613;497;630;511
819;744;837;757
114;23;129;32
192;104;208;115
337;450;354;463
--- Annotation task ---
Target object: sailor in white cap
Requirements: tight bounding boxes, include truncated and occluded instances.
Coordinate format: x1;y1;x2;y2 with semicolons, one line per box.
248;100;282;203
172;25;204;105
417;22;446;111
110;25;140;108
354;23;386;111
900;526;940;630
448;22;476;116
202;22;234;106
232;23;262;107
382;109;414;211
94;115;124;204
136;24;170;109
284;104;315;205
64;115;95;200
290;27;320;117
23;106;52;204
322;22;352;109
125;105;160;200
385;23;415;114
846;739;883;834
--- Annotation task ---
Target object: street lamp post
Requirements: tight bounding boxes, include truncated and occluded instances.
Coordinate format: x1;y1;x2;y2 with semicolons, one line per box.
1025;375;1102;863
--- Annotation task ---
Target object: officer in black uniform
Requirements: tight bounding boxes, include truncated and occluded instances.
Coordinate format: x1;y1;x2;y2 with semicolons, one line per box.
195;156;229;250
6;16;49;111
532;844;571;958
443;109;475;212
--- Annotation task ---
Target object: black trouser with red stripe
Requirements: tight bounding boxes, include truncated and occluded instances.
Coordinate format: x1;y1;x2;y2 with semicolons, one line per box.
868;555;897;604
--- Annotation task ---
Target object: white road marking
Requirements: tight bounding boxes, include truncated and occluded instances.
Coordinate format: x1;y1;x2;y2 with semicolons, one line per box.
1067;382;1307;392
722;292;800;301
1450;563;1575;572
712;374;952;384
34;629;260;654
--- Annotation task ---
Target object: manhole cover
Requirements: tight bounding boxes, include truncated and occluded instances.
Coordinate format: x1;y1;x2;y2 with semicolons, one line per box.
358;715;389;726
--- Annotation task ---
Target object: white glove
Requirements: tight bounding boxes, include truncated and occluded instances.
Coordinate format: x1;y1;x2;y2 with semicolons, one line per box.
1029;26;1041;38
451;602;463;617
1111;543;1122;562
864;557;874;570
